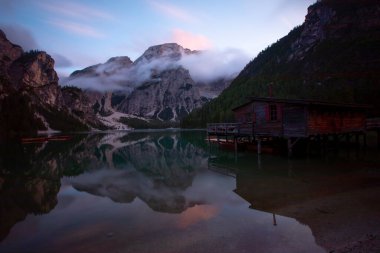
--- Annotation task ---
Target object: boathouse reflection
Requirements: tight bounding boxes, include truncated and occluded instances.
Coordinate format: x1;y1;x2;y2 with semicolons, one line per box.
232;157;380;252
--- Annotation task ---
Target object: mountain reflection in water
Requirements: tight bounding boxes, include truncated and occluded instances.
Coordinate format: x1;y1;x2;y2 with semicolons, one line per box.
1;130;379;253
69;132;209;213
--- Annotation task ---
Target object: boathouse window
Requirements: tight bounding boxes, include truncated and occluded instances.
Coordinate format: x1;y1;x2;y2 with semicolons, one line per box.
270;104;277;121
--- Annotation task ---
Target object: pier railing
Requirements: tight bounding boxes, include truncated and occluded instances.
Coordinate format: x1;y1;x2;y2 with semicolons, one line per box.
366;118;380;130
207;123;253;136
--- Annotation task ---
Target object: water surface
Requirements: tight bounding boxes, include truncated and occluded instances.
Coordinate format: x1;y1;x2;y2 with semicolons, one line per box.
1;130;379;253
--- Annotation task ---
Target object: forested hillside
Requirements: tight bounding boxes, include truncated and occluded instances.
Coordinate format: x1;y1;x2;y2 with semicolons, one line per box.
181;0;380;127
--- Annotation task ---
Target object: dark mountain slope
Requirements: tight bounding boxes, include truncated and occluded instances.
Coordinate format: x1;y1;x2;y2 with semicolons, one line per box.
182;0;380;127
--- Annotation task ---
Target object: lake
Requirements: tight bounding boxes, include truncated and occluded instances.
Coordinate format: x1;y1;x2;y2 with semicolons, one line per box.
0;130;379;253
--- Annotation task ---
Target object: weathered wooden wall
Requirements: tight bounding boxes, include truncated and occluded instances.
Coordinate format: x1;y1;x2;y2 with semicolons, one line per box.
234;103;253;123
308;109;366;135
254;102;283;137
233;103;254;135
283;105;307;137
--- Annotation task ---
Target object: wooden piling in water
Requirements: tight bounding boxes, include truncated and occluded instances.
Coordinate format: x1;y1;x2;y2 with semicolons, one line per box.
257;139;262;155
287;138;293;157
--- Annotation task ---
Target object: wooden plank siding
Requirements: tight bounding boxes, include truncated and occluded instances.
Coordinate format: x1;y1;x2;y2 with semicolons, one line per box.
307;109;366;135
233;102;254;136
234;103;253;123
283;105;307;137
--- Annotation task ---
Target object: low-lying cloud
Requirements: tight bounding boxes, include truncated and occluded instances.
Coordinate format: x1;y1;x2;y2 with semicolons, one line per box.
65;48;251;93
180;48;250;83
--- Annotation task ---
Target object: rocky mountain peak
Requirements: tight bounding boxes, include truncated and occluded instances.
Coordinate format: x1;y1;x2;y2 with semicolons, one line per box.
118;66;206;121
69;56;133;80
0;29;23;77
106;56;133;65
10;51;59;90
134;43;194;64
289;0;380;61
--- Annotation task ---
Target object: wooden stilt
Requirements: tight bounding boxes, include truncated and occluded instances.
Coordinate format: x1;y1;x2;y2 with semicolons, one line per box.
257;153;262;170
288;138;293;157
273;213;277;226
377;130;380;149
257;138;262;155
363;132;367;148
234;137;238;163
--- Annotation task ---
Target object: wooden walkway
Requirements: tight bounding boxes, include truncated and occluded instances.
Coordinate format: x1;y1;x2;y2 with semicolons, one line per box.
207;118;380;156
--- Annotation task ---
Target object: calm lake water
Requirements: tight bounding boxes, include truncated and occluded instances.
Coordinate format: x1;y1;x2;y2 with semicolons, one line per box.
1;130;379;253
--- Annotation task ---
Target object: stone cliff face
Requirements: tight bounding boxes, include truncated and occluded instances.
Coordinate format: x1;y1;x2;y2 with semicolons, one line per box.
289;2;335;61
119;67;206;121
0;30;23;78
290;0;380;61
0;29;103;136
118;44;207;121
9;51;64;107
61;87;102;127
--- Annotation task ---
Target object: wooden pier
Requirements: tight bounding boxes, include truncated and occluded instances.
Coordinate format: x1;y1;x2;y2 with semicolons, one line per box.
207;97;380;156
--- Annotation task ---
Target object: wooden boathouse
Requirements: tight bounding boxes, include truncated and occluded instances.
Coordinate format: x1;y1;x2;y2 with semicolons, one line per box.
207;97;380;155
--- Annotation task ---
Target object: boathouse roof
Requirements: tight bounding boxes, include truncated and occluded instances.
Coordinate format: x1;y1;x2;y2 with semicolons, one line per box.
232;97;371;111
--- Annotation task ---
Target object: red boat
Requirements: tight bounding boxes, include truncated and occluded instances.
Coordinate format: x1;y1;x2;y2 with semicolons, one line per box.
21;136;71;144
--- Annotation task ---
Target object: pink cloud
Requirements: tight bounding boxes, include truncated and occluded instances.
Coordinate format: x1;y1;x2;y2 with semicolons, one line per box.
171;29;212;50
150;1;197;23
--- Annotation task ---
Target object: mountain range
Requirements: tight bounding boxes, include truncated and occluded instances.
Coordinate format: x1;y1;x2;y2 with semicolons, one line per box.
65;43;233;127
0;33;234;136
1;0;380;135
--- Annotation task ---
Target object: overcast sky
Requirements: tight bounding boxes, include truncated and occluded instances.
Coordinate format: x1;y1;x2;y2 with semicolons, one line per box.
0;0;315;78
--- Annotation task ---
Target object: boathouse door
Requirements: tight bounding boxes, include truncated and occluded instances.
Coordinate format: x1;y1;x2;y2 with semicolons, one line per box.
283;105;307;137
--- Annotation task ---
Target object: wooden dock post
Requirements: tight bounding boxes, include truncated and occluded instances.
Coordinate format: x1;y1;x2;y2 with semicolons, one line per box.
287;138;293;157
257;138;262;155
257;153;262;170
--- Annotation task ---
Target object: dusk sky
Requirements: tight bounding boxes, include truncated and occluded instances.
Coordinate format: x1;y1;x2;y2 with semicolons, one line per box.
0;0;315;79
